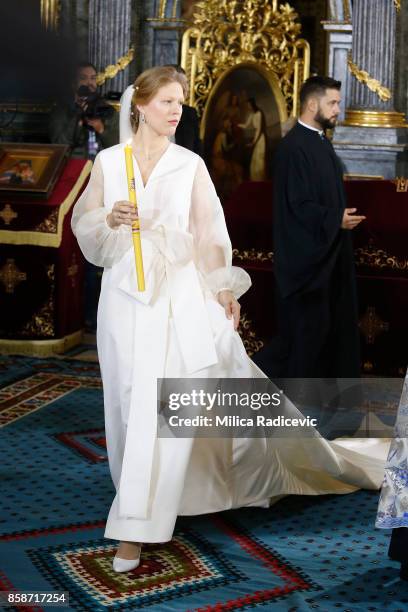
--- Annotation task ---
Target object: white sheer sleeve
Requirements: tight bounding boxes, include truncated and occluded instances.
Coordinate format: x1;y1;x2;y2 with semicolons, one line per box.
189;157;251;299
71;154;132;268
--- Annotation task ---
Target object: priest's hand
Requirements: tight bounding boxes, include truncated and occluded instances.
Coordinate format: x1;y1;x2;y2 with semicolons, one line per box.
217;290;240;330
341;208;366;230
107;201;138;229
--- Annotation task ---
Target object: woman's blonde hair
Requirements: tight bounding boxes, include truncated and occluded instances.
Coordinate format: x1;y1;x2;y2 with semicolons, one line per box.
130;66;188;131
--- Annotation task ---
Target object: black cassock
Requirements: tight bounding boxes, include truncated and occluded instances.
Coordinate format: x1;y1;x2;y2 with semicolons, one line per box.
175;105;202;155
254;122;360;379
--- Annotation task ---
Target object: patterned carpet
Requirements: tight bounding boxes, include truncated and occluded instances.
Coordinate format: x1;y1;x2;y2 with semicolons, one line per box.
1;354;407;612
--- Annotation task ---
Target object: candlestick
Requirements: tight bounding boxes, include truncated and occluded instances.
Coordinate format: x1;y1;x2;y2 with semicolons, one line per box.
124;142;145;291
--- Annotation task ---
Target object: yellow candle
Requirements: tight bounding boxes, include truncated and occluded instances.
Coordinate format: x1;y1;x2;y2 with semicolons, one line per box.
124;142;145;291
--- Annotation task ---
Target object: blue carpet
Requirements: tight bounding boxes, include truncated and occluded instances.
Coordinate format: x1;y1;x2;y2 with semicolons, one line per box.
1;355;407;611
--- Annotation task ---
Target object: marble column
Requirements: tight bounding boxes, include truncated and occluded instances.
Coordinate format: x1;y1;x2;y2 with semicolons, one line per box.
322;22;352;122
142;0;186;69
322;0;353;123
348;0;396;112
88;0;132;94
333;0;407;179
394;0;408;120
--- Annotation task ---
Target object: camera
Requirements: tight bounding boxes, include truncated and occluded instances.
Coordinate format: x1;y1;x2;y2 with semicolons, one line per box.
76;85;114;122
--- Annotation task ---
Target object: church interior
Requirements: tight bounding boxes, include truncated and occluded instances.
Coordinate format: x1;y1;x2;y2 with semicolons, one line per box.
1;1;408;610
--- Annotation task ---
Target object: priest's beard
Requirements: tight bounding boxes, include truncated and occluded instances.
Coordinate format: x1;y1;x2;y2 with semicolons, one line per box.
314;108;337;131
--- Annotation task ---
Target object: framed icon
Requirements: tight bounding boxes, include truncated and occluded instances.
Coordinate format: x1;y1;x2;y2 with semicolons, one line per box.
0;143;68;199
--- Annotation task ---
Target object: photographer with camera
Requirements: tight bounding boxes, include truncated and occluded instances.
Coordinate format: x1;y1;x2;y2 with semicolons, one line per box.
49;61;119;159
49;62;119;332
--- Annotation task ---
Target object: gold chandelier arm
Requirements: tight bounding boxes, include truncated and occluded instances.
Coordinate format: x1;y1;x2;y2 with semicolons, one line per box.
347;53;392;102
96;46;135;87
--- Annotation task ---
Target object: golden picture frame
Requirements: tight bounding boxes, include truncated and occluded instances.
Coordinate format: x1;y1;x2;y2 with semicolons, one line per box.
0;143;69;199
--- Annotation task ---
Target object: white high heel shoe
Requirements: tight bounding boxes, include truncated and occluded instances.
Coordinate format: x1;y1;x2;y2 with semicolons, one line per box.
112;544;142;573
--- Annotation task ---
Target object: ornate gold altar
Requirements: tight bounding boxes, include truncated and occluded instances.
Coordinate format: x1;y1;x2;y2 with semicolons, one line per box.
181;0;310;118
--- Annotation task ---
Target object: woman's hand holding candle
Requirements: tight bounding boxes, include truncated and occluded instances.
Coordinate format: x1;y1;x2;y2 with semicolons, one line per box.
107;201;138;229
124;141;145;291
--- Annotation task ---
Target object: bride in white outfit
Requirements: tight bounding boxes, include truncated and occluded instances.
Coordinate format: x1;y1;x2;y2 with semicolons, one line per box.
71;66;388;573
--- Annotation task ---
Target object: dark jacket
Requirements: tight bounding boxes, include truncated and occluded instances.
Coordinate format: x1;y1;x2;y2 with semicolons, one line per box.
49;99;119;158
175;105;202;155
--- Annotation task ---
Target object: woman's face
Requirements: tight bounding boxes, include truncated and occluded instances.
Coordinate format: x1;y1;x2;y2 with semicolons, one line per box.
137;82;184;137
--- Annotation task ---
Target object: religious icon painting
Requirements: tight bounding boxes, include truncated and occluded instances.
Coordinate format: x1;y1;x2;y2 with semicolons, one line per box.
0;143;68;199
201;62;288;202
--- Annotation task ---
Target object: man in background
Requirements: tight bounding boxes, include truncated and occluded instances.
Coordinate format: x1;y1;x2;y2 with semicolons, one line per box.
49;61;119;159
50;62;119;332
255;76;365;380
171;66;202;154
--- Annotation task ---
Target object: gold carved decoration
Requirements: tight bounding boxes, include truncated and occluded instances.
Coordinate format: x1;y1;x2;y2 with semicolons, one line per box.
231;243;407;272
68;254;79;288
35;208;59;233
0;259;27;294
393;0;401;11
181;0;310;117
232;248;274;263
359;306;389;345
354;243;408;272
96;47;135;86
0;204;18;226
238;313;264;356
395;177;408;192
347;53;392;102
41;0;60;30
20;265;55;337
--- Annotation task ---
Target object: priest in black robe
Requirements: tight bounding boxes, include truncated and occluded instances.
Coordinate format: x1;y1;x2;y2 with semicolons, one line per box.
255;76;365;380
